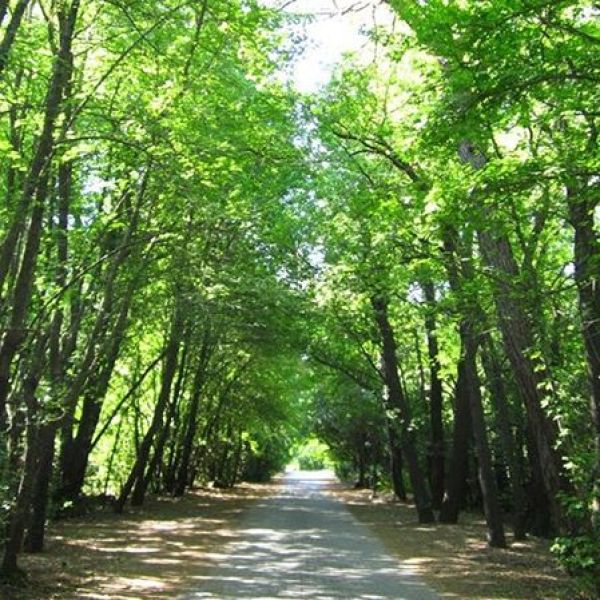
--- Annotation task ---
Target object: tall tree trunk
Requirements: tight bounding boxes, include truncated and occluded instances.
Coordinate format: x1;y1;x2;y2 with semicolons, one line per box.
59;287;134;502
388;429;407;501
1;406;38;577
439;228;473;523
115;305;184;512
439;347;472;523
481;334;528;540
23;423;55;553
174;329;212;496
0;0;80;421
58;173;147;497
0;332;48;577
463;329;506;548
371;295;435;523
567;185;600;524
0;0;31;77
142;343;189;496
459;140;570;533
478;227;570;533
422;280;444;510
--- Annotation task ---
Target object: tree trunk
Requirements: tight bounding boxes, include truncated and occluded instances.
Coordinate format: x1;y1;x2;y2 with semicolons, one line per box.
388;431;407;501
23;424;55;553
439;228;473;523
478;227;570;533
462;329;506;548
115;305;184;512
481;334;528;540
174;330;212;496
439;345;472;523
58;174;146;498
1;332;48;577
422;280;444;510
567;185;600;524
26;149;78;550
459;140;570;533
371;295;435;523
0;0;79;422
0;0;31;77
59;288;134;502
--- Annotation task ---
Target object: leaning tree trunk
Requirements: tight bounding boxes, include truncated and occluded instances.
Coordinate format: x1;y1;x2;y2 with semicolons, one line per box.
115;305;184;512
142;346;189;497
0;0;31;77
371;295;435;523
0;0;80;424
25;125;76;553
460;140;570;534
60;286;134;502
58;173;146;500
478;228;570;533
174;329;212;496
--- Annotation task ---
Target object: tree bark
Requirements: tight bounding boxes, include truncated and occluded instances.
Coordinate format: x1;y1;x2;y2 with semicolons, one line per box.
115;305;184;512
388;429;407;501
0;0;80;421
174;329;212;496
59;286;134;502
422;280;445;510
567;184;600;523
462;329;507;548
0;332;48;576
439;349;472;523
371;295;435;523
478;227;570;533
0;0;31;77
481;334;528;540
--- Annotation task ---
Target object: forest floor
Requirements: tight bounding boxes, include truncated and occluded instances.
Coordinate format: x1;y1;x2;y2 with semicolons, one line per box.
326;486;578;600
1;474;577;600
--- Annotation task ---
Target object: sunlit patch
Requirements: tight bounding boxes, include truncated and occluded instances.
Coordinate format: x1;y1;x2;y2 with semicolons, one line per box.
110;576;166;590
16;476;573;600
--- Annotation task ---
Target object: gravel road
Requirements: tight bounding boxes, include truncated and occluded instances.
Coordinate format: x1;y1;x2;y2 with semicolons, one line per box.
181;470;441;599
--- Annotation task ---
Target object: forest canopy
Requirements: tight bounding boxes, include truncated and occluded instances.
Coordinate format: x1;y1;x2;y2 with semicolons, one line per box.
0;0;599;596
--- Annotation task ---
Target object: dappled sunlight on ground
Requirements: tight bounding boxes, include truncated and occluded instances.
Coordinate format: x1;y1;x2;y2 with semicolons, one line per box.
2;474;576;600
3;482;278;600
327;487;576;600
180;471;438;599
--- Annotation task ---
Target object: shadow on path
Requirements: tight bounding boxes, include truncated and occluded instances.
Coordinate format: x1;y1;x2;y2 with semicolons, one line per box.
182;470;440;599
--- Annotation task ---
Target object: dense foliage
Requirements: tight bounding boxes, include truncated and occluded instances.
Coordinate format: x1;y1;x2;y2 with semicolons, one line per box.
0;0;599;595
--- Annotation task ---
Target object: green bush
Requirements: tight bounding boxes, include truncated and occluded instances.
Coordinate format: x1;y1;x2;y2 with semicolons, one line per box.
551;532;600;598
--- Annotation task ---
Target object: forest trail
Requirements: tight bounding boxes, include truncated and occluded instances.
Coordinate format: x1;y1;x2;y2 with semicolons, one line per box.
181;470;440;599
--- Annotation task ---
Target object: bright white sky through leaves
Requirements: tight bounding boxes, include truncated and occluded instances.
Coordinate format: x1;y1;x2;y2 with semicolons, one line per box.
261;0;394;92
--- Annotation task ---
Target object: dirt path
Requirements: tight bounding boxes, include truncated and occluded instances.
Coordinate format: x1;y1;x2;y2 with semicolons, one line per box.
3;471;574;600
180;470;440;599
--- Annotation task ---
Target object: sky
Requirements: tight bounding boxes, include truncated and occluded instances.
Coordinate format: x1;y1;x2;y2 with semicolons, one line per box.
262;0;393;92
